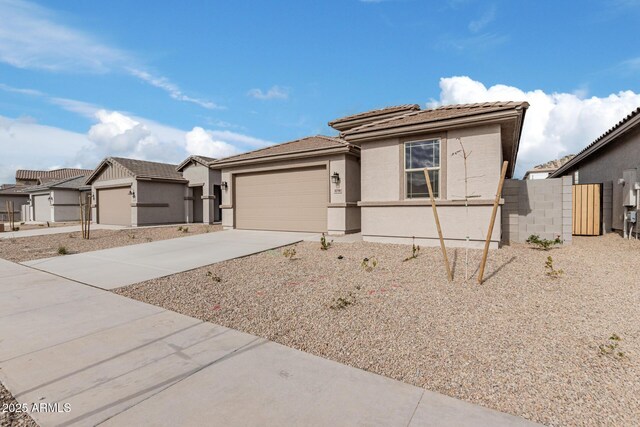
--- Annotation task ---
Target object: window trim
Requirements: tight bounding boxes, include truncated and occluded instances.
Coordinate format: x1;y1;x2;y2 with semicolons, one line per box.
403;138;442;199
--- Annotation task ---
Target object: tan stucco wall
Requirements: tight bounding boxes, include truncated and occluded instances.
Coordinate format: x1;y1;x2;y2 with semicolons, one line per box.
359;124;503;248
560;126;640;232
221;153;360;235
181;162;221;224
51;189;82;222
135;180;186;226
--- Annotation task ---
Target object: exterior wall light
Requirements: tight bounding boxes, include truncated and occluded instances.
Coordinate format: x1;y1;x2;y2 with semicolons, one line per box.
331;172;340;184
128;189;136;199
47;195;53;203
221;181;228;190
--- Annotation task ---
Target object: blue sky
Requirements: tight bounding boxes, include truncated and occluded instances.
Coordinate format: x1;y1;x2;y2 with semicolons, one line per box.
1;0;640;182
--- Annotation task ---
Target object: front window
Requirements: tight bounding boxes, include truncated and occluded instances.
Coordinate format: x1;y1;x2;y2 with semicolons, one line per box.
405;139;440;198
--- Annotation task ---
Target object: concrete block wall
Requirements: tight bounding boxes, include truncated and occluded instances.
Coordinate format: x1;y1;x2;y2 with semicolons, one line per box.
501;176;572;244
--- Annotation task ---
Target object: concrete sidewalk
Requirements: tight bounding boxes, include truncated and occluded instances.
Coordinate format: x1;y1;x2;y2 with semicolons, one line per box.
22;230;312;289
0;258;539;427
0;224;125;239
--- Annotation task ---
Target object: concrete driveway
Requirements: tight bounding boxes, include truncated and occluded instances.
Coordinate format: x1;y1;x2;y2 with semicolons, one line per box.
22;230;313;289
0;258;539;427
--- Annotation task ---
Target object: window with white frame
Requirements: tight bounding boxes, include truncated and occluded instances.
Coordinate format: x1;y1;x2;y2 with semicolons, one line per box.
405;139;440;198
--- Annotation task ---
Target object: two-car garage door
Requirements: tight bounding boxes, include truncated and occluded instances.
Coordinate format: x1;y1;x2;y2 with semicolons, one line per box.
97;187;131;226
235;166;328;233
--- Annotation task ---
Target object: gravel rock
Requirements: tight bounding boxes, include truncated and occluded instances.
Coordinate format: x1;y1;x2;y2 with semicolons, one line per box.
0;381;37;427
0;224;221;263
116;233;640;426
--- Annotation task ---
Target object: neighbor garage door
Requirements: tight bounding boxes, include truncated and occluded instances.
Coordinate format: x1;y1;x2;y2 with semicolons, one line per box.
235;166;328;232
98;187;131;226
33;194;50;222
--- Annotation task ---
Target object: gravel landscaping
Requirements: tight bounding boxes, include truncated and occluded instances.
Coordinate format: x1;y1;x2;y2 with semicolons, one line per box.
0;224;221;263
0;381;37;427
116;233;640;426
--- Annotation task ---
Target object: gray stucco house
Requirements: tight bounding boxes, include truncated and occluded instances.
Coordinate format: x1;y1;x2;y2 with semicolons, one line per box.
551;106;640;236
25;175;90;222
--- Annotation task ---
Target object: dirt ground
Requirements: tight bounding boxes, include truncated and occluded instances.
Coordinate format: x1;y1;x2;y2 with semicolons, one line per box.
0;224;221;263
116;233;640;427
2;221;78;232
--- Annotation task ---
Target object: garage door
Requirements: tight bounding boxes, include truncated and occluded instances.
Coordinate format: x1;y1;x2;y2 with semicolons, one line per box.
235;166;328;232
33;194;50;222
98;187;132;226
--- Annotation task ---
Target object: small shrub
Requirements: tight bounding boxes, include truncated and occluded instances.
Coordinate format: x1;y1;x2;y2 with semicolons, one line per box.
320;233;332;250
205;271;222;282
403;238;420;262
127;233;136;240
283;247;297;260
599;334;625;359
177;226;184;231
337;255;344;260
545;256;564;278
526;234;562;250
57;246;68;255
361;257;378;272
330;292;356;310
12;226;19;231
181;227;189;233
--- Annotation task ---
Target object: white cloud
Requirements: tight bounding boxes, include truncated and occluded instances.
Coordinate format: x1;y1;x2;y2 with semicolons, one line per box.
185;127;241;159
247;85;289;100
0;115;91;183
468;5;496;32
429;76;640;177
0;0;219;109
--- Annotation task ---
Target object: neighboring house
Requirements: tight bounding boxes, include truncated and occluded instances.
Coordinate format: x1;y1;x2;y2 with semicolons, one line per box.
213;136;361;234
551;106;640;235
85;157;189;227
176;155;222;224
211;102;528;248
25;175;90;222
0;185;29;222
337;102;528;248
15;168;93;186
522;155;575;180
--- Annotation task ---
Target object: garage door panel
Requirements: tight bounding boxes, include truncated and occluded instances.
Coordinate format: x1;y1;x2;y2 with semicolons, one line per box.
98;187;131;226
235;167;327;233
33;194;50;222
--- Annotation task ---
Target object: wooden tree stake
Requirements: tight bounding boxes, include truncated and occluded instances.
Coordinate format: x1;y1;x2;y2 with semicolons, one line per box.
424;168;453;282
477;160;509;284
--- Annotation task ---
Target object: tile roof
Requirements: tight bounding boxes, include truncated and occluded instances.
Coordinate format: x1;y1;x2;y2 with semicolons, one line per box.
342;102;529;136
0;184;30;195
551;106;640;177
176;155;218;171
211;135;357;166
25;175;89;192
15;168;93;181
109;157;185;181
328;104;421;129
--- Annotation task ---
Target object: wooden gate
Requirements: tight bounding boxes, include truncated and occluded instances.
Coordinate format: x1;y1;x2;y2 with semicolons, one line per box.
572;184;601;236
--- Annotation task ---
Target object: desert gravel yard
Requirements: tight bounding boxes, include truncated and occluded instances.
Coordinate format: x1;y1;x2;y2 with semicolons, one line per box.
0;224;221;263
0;381;37;427
115;233;640;427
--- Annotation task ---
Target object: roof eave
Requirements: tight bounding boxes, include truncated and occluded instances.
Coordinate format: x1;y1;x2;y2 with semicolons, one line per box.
550;112;640;177
212;145;359;169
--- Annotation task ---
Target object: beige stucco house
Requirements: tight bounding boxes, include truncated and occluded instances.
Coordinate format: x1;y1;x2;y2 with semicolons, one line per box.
25;175;90;222
176;155;222;224
551;106;640;236
334;102;528;248
0;185;29;222
212;136;361;235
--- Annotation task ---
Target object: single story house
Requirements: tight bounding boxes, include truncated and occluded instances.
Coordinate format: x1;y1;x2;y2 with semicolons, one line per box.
176;155;222;224
0;185;29;222
522;155;574;180
212;136;361;235
551;106;640;236
25;175;90;222
337;102;528;248
210;102;528;248
85;156;221;226
15;168;93;186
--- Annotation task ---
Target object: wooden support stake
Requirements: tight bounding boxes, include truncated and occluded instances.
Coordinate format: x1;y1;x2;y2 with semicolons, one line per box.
477;160;509;284
424;168;453;282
